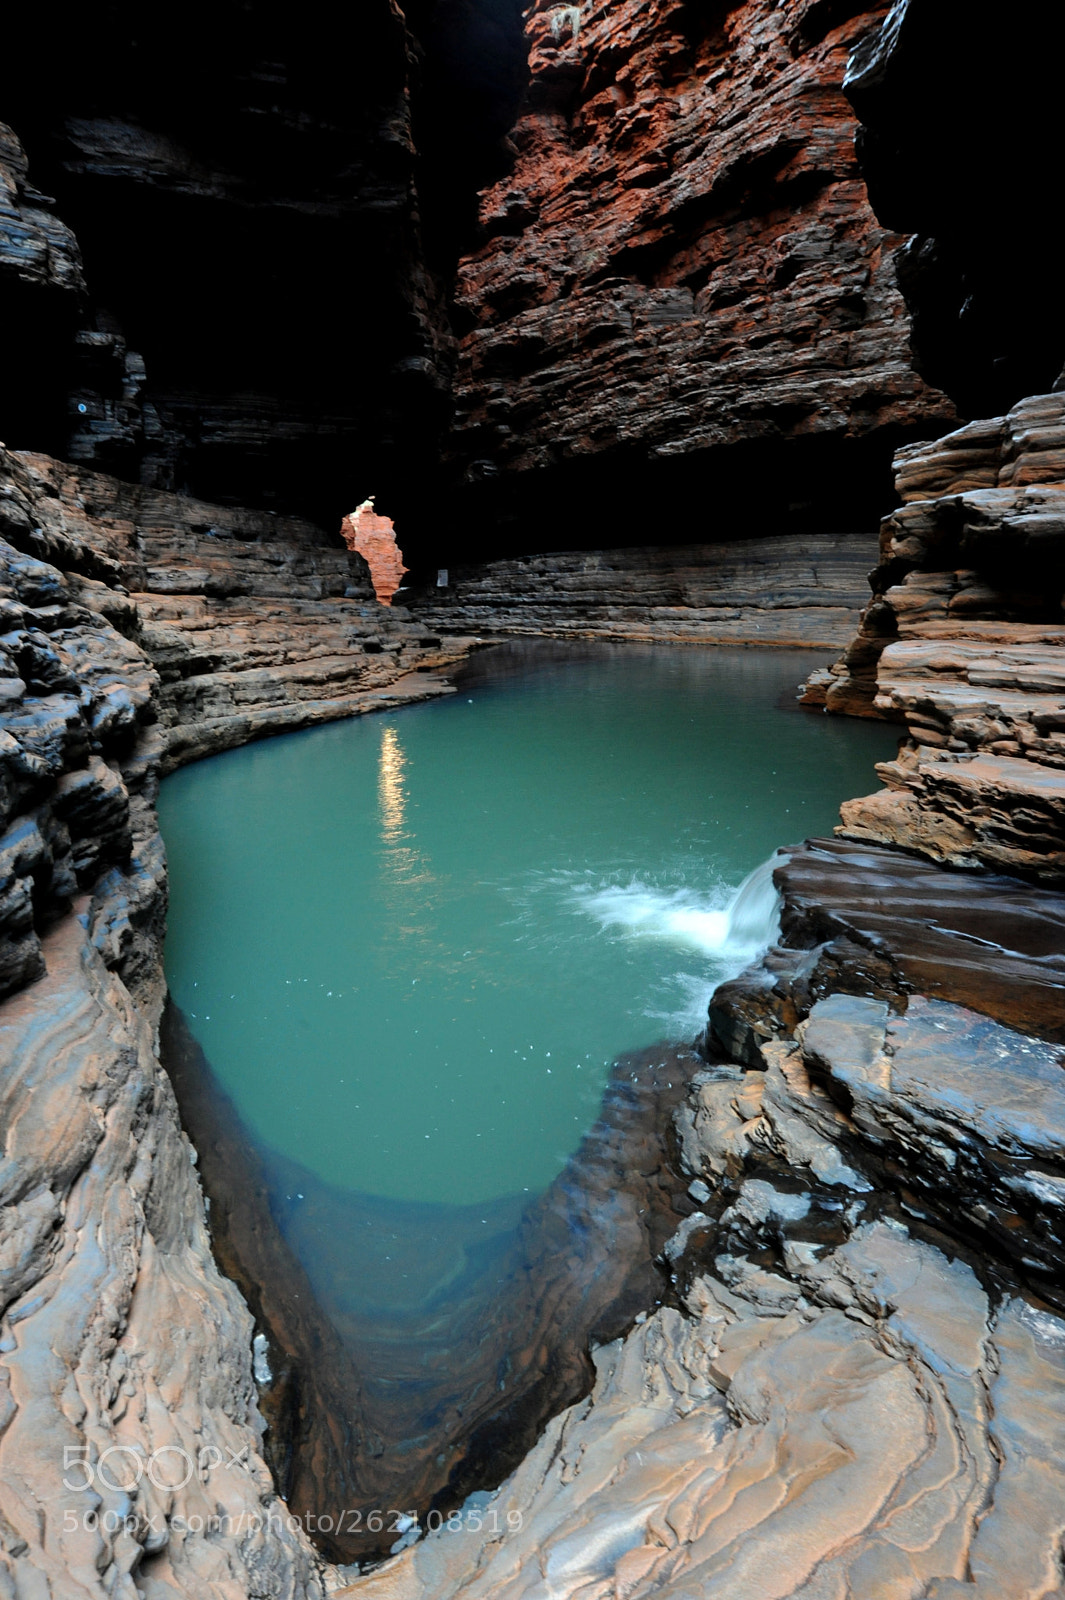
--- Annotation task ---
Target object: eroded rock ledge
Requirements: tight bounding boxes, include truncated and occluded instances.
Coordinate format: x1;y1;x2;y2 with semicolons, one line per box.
0;911;322;1600
410;532;876;648
801;389;1065;877
447;0;953;503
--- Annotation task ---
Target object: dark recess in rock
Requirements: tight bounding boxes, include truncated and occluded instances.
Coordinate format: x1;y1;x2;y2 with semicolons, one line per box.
844;0;1065;417
0;0;528;538
416;429;910;574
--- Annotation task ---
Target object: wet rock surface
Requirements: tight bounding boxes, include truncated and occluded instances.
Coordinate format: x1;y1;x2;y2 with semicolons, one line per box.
770;835;1065;1041
0;451;481;1592
334;823;1065;1598
410;531;875;646
344;1032;1065;1600
2;3;1064;1590
0;910;325;1600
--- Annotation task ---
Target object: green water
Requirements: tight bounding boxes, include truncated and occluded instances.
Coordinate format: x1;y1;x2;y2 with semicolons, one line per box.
159;644;895;1206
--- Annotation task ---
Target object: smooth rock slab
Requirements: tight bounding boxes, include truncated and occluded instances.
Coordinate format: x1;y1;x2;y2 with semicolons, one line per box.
0;911;322;1599
341;1225;1065;1600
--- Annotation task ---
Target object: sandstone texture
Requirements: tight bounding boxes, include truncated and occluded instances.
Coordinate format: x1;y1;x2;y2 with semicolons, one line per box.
0;911;324;1600
446;0;953;503
0;447;474;786
335;828;1065;1598
802;391;1065;878
341;503;409;608
411;531;875;646
0;122;83;299
168;1015;704;1564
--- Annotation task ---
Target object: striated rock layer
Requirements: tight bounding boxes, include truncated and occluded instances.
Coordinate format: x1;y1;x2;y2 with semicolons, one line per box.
0;447;474;787
802;391;1065;878
442;0;954;556
0;911;324;1600
164;1011;703;1564
0;7;456;526
411;531;876;646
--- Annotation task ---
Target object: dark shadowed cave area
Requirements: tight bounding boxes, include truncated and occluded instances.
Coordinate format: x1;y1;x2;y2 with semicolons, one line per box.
0;0;528;541
845;0;1065;417
6;0;1061;573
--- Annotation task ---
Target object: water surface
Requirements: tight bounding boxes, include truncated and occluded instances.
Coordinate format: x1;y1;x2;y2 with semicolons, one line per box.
159;644;895;1208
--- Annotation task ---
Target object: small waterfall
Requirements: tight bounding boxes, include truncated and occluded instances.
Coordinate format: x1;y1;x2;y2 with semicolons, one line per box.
573;854;783;963
720;854;785;957
570;855;784;1034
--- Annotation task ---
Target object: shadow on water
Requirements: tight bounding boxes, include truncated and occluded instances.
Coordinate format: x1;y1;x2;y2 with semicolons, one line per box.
162;1002;701;1563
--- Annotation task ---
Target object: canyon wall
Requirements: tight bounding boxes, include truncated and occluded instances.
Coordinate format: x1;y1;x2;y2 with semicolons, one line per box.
801;393;1065;879
410;531;875;645
1;0;962;574
0;10;449;530
0;452;475;1596
337;8;1065;1591
3;0;1065;1595
346;840;1065;1600
439;0;955;561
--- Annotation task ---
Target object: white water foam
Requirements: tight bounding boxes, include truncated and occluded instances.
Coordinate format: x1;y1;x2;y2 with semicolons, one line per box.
574;855;783;962
570;855;784;1035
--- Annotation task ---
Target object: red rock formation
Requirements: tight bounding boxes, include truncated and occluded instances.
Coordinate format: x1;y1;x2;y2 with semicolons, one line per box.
340;499;408;605
448;0;954;497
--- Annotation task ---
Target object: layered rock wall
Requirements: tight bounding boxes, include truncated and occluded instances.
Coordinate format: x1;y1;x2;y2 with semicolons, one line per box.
0;911;325;1600
442;0;954;555
0;9;454;528
344;869;1065;1599
802;392;1065;878
411;531;876;645
0;453;477;1595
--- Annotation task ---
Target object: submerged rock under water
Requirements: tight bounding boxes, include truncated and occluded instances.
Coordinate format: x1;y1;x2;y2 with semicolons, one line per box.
162;1004;702;1562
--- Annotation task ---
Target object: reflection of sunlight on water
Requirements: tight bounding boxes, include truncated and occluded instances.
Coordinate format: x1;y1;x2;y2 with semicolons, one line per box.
376;723;436;936
378;723;406;840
